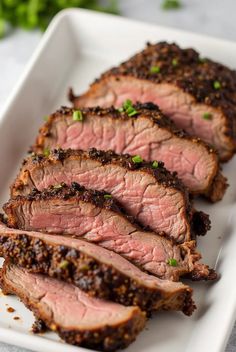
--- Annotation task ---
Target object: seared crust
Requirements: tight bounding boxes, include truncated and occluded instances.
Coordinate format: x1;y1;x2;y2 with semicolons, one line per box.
205;172;229;202
57;310;145;351
69;42;236;160
0;232;195;315
1;263;146;352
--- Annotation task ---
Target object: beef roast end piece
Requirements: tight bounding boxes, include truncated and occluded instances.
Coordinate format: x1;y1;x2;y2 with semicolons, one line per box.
1;263;146;351
0;221;196;315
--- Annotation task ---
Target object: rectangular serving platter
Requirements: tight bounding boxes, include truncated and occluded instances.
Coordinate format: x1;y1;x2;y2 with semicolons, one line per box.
0;8;236;352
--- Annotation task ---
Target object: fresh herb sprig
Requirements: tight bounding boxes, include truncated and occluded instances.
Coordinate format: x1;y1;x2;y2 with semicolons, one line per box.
0;0;119;38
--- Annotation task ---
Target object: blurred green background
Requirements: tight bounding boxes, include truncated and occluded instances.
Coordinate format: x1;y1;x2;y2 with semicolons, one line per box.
0;0;120;37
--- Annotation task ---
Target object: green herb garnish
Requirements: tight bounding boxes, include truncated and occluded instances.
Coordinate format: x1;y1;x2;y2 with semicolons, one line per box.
152;160;159;169
167;258;178;266
199;57;207;64
73;110;83;121
119;99;138;117
0;1;119;38
53;184;63;190
213;81;221;90
43;148;50;157
172;58;178;66
104;194;112;199
43;115;49;122
132;155;143;164
202;112;212;120
59;260;69;269
162;0;182;10
150;66;161;74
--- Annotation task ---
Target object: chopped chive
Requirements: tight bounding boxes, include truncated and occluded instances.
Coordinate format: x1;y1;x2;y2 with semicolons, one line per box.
104;194;112;199
123;99;132;110
132;155;143;164
167;258;178;266
73;110;83;121
202;112;212;120
152;160;159;169
43;115;49;121
150;66;161;74
162;0;182;10
172;58;178;66
53;184;63;189
119;99;139;117
59;260;69;269
213;81;221;90
199;57;206;63
127;109;138;117
43;148;50;157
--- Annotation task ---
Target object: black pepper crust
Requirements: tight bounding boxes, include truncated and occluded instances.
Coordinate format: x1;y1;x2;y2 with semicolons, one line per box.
32;319;48;334
56;310;145;352
1;263;146;352
0;233;195;315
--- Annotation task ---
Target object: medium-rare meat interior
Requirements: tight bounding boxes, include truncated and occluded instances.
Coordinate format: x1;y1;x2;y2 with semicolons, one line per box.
70;41;236;161
4;183;216;282
33;104;227;201
0;221;196;315
11;148;211;243
1;263;146;352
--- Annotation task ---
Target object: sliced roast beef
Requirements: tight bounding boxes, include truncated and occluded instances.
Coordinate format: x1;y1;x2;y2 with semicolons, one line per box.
0;222;195;315
70;42;236;161
1;263;146;351
4;183;216;281
11;148;211;243
33;105;227;201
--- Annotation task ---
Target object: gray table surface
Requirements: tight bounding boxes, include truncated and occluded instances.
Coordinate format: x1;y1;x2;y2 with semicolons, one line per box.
0;0;236;351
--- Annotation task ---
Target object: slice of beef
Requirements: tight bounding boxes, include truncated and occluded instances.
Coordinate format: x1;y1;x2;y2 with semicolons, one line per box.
11;149;211;243
4;183;216;282
70;42;236;161
1;263;146;351
33;105;227;201
0;222;195;315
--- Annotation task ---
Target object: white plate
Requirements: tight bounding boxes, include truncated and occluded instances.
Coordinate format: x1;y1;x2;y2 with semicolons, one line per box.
0;8;236;352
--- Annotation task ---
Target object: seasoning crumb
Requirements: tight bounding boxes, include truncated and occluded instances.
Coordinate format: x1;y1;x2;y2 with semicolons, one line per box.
32;319;48;334
7;307;15;313
13;316;20;320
